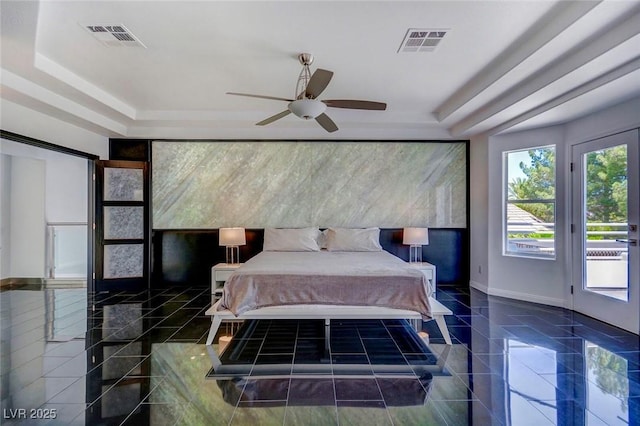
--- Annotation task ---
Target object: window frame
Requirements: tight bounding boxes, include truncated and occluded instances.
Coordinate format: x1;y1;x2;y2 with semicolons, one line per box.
503;145;556;260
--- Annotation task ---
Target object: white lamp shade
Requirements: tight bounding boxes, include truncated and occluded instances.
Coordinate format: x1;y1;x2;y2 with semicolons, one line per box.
288;99;327;119
219;227;246;246
403;227;429;245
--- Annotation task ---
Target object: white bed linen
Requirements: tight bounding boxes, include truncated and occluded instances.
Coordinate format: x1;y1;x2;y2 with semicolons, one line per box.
234;250;419;275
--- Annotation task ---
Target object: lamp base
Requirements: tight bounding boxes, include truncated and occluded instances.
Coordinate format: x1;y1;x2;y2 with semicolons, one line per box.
225;246;240;264
409;245;422;263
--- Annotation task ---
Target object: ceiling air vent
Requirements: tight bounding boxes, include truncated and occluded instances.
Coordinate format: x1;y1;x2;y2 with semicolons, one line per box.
398;29;448;53
83;24;146;48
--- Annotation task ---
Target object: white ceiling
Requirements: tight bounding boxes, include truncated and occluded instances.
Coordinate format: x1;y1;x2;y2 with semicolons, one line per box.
1;0;639;140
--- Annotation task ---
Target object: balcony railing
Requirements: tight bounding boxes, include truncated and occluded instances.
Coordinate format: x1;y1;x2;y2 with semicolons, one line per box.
507;222;628;294
46;222;87;280
507;223;628;252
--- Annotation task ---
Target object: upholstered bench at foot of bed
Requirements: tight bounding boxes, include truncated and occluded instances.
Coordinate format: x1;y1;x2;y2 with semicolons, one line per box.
204;298;454;346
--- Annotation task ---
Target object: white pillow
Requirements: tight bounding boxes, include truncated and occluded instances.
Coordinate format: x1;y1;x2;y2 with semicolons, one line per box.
325;227;383;252
263;227;321;251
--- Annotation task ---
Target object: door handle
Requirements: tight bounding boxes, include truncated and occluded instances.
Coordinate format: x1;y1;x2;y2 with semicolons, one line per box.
616;239;638;246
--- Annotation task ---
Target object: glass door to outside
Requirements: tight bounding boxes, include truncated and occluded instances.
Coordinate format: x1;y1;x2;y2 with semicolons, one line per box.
571;130;639;333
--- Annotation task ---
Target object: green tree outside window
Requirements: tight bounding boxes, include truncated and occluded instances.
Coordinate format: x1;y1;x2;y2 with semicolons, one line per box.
509;145;627;225
508;148;555;223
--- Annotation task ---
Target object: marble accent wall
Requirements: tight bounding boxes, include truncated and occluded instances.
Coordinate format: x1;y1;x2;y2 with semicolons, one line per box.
152;141;466;229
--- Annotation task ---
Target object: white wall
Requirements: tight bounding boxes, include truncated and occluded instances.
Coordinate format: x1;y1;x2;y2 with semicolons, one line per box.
486;126;567;307
470;95;640;309
564;97;640;145
45;153;87;223
0;155;10;279
469;134;489;288
0;99;109;158
8;156;46;278
1;139;88;222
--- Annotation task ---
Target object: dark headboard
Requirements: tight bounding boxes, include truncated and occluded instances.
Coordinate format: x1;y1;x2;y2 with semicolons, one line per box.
151;228;468;288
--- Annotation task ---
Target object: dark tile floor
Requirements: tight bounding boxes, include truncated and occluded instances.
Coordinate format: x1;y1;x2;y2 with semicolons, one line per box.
1;285;639;425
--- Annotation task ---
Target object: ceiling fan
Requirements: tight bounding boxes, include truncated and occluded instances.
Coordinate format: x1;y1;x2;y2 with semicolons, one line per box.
227;53;386;133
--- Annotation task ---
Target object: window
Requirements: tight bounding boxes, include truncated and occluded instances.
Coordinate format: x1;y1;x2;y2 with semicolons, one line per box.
504;146;555;258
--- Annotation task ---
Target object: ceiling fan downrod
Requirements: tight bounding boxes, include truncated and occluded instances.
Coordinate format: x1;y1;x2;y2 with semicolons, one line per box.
295;53;314;100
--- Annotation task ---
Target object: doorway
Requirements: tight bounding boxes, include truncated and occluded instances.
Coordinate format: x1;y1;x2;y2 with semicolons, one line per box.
571;129;639;333
0;131;96;289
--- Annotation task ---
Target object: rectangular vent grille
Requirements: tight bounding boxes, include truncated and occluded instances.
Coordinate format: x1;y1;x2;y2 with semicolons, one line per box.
398;28;448;53
83;24;146;48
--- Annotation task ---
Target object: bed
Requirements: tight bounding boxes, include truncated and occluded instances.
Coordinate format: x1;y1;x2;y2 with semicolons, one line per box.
205;227;453;346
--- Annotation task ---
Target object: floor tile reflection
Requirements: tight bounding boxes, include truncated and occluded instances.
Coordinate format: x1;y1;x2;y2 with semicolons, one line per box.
1;285;639;425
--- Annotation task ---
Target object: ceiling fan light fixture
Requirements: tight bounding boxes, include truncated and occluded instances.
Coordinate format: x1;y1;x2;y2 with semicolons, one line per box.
288;99;326;120
227;54;385;132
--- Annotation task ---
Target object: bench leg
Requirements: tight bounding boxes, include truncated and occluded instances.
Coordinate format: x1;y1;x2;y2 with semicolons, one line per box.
434;315;453;345
324;319;330;357
206;315;223;346
409;318;420;331
206;343;222;370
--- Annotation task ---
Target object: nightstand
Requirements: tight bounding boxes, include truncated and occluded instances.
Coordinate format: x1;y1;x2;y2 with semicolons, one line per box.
408;262;437;297
212;263;243;297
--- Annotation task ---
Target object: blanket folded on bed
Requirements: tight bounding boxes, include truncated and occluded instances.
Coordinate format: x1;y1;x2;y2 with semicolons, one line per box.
217;251;432;319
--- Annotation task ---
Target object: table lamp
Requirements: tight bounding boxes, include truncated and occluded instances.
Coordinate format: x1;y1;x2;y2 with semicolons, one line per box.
219;227;246;264
403;227;429;263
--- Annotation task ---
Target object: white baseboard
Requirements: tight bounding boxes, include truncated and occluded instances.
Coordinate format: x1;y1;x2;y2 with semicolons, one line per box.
469;280;488;293
469;280;566;308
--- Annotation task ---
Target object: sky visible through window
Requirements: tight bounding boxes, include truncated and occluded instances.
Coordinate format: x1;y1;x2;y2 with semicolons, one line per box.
507;150;530;182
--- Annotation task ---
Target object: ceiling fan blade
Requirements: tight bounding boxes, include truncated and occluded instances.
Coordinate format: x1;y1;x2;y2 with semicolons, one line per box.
323;99;387;110
227;92;294;102
305;69;333;99
256;110;291;126
315;113;338;133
